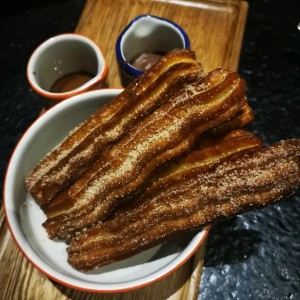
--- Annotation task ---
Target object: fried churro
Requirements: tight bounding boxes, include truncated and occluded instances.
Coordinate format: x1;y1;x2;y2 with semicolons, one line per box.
67;139;300;271
43;67;247;240
24;48;300;273
26;49;204;206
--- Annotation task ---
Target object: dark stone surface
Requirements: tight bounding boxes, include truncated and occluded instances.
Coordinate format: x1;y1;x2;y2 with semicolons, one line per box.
199;1;300;299
0;0;299;299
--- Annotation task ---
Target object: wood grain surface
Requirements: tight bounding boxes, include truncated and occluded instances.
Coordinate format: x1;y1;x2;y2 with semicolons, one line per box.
1;0;248;299
76;0;248;88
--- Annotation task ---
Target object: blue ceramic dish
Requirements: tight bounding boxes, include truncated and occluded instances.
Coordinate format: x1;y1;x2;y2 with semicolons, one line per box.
116;14;190;85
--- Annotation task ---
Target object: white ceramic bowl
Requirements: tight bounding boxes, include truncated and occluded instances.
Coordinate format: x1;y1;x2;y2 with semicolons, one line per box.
27;33;108;107
4;89;209;293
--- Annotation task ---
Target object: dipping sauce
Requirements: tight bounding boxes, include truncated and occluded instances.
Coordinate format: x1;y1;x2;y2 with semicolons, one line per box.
130;52;164;72
50;72;93;93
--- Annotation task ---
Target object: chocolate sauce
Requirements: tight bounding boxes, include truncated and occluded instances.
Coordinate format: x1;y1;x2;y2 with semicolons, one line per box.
130;52;164;72
50;72;93;93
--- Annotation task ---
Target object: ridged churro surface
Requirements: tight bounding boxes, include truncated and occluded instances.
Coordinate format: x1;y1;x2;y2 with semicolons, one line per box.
67;139;300;271
26;49;204;206
43;67;247;240
111;129;263;217
24;49;300;273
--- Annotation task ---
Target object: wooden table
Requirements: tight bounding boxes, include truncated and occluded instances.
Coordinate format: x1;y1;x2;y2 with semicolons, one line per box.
1;0;248;299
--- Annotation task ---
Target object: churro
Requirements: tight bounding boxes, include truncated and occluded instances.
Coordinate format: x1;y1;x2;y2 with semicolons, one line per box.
26;49;204;206
67;139;300;271
43;67;247;240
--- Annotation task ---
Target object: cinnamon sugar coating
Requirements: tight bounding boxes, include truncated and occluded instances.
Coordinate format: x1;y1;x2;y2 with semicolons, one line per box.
26;49;204;206
67;139;300;271
43;68;247;240
24;49;300;273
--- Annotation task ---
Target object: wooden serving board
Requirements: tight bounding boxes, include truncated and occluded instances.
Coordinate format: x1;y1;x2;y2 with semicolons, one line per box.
76;0;248;87
0;0;247;299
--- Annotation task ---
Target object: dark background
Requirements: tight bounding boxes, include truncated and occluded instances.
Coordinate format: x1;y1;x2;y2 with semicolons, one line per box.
1;0;300;299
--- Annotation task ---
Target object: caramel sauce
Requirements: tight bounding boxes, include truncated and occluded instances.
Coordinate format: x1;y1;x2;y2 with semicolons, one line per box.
50;72;94;93
130;51;164;72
